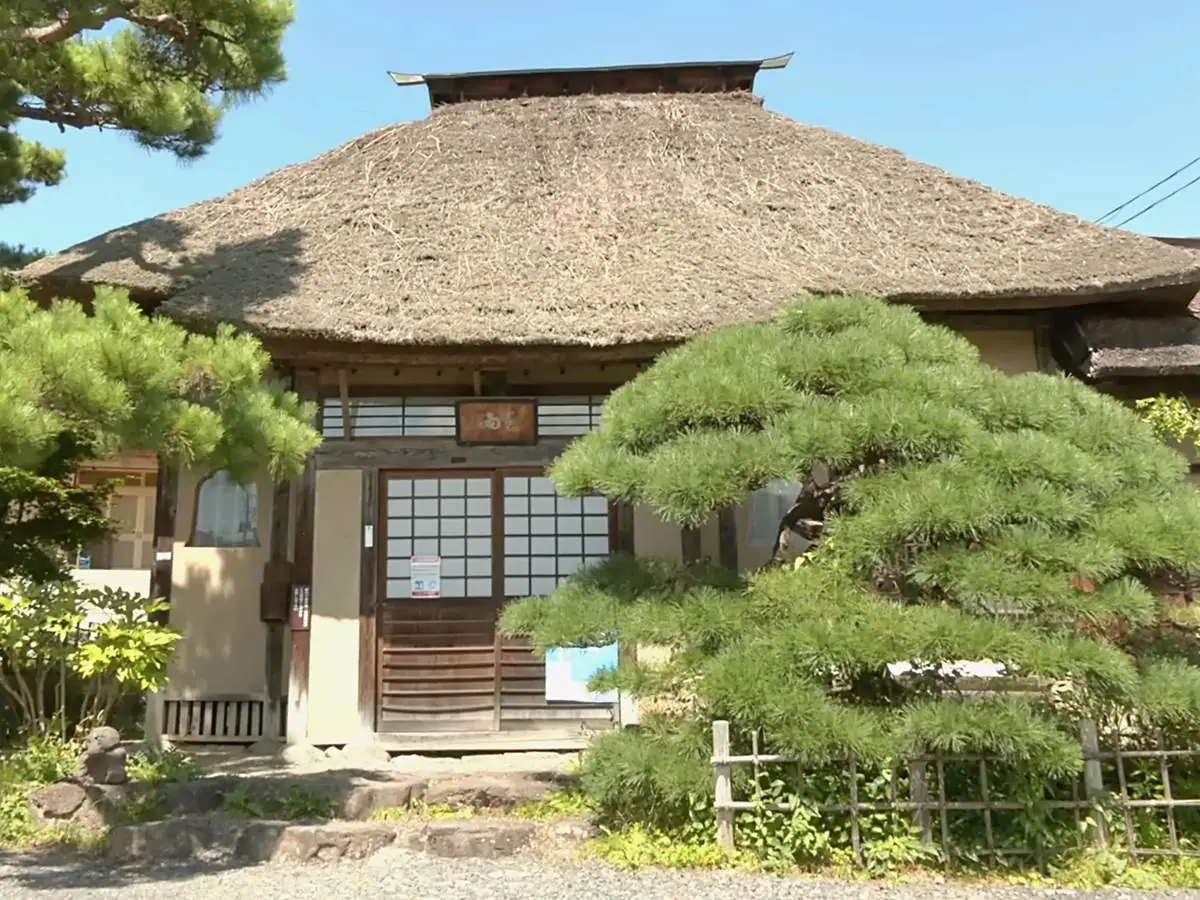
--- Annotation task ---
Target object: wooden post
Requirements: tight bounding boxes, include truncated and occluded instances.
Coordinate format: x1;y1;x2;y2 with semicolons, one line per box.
909;751;934;843
357;468;379;737
682;526;702;565
263;478;291;742
712;720;735;851
337;368;354;440
143;461;178;751
287;368;319;745
1080;719;1109;848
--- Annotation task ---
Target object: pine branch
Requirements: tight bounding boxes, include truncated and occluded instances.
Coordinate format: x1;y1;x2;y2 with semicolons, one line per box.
21;4;191;46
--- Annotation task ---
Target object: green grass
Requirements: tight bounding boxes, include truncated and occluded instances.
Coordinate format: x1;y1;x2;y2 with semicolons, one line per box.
368;789;596;824
219;783;336;821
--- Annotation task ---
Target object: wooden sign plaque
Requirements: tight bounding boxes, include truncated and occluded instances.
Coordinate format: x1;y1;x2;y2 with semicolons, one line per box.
456;399;538;446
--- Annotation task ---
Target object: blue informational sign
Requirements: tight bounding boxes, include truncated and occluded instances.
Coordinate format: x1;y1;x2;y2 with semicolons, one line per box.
544;644;619;704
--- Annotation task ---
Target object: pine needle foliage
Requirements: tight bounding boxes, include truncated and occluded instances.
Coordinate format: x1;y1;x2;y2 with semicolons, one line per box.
1;0;292;205
0;285;320;582
501;295;1200;779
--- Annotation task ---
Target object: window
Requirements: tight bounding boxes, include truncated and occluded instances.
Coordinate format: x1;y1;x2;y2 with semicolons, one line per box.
76;479;157;571
191;471;259;548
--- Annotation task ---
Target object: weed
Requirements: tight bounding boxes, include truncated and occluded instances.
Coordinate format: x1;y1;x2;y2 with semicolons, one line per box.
510;790;595;821
219;783;334;821
118;789;166;824
1051;849;1200;890
588;824;751;870
0;737;79;848
126;748;200;784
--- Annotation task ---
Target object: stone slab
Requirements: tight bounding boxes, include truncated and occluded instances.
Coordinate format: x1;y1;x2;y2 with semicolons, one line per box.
106;815;563;864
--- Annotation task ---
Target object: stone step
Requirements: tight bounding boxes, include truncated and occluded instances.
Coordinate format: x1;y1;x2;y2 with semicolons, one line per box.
29;770;574;833
105;814;595;864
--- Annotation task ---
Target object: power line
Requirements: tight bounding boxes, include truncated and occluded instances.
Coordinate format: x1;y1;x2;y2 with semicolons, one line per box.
1110;170;1200;229
1095;153;1200;225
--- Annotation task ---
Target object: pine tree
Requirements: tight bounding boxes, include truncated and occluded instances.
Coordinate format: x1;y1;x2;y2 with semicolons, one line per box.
0;285;319;582
1;0;292;204
502;296;1200;780
0;243;43;269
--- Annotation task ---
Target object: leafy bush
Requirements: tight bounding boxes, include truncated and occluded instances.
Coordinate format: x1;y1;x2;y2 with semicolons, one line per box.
0;579;180;737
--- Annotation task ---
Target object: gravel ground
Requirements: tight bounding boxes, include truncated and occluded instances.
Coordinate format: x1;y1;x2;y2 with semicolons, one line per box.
1;850;1197;900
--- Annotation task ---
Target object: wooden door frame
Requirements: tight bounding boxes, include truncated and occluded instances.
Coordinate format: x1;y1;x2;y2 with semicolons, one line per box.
368;467;511;735
363;466;622;736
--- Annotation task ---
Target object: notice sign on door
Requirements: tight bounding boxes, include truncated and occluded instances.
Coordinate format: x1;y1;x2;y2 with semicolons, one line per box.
411;556;442;599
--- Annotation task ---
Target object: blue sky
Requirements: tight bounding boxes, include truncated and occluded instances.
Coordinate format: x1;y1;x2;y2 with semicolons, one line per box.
7;0;1200;252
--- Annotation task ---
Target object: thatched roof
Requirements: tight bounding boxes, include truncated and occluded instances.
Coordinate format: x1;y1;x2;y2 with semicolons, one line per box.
21;69;1200;348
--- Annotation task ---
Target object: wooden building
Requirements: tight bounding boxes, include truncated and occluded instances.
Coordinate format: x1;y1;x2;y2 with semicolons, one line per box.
19;54;1200;751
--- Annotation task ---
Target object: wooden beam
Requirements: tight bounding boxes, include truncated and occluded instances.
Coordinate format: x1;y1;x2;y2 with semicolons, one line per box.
148;462;179;609
315;437;571;470
143;460;179;750
263;336;670;369
357;468;378;737
287;368;320;744
682;526;702;564
717;507;738;571
337;368;354;440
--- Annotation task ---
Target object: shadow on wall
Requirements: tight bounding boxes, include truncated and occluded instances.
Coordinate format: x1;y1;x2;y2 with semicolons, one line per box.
167;558;269;701
166;469;275;700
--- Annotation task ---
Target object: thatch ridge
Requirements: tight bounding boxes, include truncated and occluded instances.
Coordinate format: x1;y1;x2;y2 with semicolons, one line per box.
22;91;1200;347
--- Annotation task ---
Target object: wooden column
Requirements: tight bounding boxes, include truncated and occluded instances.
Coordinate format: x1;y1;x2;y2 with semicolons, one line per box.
287;369;319;744
717;507;739;572
263;479;291;742
357;468;379;737
143;461;179;750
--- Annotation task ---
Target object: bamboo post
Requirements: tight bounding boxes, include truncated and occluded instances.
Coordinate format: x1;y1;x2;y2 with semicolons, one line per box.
712;720;735;851
1080;718;1109;849
909;749;933;843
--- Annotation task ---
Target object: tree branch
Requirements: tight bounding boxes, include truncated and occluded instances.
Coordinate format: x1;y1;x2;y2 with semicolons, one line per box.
16;103;110;131
22;4;191;46
769;477;837;567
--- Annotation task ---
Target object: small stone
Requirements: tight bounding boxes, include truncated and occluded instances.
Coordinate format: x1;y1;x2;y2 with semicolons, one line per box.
339;742;391;769
27;781;86;819
280;743;327;767
84;726;122;755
